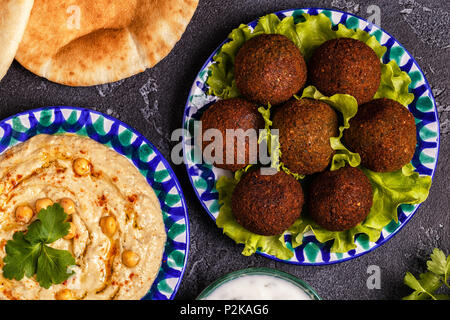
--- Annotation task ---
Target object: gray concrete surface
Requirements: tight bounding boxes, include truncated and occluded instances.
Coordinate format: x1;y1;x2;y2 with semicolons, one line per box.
0;0;448;300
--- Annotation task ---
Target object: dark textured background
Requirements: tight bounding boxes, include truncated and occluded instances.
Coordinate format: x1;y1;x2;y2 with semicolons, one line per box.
0;0;448;300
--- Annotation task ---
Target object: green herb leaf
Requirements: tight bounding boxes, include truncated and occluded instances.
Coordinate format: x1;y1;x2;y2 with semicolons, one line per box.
36;245;75;289
2;232;41;281
403;249;450;300
25;203;70;244
427;248;448;277
403;271;442;300
2;204;75;288
206;12;412;109
427;248;450;289
300;85;361;171
362;164;431;227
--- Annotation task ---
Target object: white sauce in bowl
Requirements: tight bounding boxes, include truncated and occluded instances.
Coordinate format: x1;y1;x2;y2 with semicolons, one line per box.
204;275;313;300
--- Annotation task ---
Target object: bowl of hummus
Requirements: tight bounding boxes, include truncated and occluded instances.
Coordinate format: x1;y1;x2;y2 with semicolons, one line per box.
0;107;189;300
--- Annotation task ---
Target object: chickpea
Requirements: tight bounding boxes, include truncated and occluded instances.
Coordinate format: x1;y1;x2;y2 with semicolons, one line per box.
15;205;34;224
100;216;117;237
73;158;90;176
59;198;76;215
63;222;76;240
122;250;140;268
55;289;73;300
35;198;53;213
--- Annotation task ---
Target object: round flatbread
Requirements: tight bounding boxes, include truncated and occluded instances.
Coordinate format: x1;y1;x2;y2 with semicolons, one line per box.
15;0;198;86
0;0;34;82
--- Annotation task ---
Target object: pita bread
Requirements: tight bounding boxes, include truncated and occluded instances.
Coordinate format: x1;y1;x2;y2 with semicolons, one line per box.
0;0;34;82
15;0;198;86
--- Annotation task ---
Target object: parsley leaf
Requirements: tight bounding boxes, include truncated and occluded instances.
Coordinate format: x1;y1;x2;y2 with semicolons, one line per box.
403;248;450;300
403;271;442;300
36;245;75;289
427;248;450;287
2;204;76;289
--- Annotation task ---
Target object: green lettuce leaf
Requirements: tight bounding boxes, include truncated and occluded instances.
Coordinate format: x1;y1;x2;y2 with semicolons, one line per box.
426;248;450;282
257;104;281;172
403;271;442;300
257;88;358;177
206;24;254;98
2;232;41;281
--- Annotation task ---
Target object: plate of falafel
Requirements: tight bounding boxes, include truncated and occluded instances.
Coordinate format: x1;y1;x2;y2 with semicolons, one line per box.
182;8;439;265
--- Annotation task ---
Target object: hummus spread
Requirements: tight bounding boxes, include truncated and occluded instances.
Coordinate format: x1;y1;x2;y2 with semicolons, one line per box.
0;134;166;300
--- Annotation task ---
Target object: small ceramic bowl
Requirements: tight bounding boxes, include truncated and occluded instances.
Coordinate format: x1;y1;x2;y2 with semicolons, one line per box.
197;267;321;300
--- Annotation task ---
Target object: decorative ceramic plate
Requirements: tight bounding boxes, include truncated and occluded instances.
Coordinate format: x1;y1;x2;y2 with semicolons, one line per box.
197;267;321;300
0;106;189;299
182;8;440;265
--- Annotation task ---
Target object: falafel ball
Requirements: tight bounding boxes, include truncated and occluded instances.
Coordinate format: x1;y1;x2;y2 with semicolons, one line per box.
343;98;417;172
307;166;373;231
272;98;339;175
235;34;307;106
308;38;381;105
232;169;304;236
200;98;264;171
